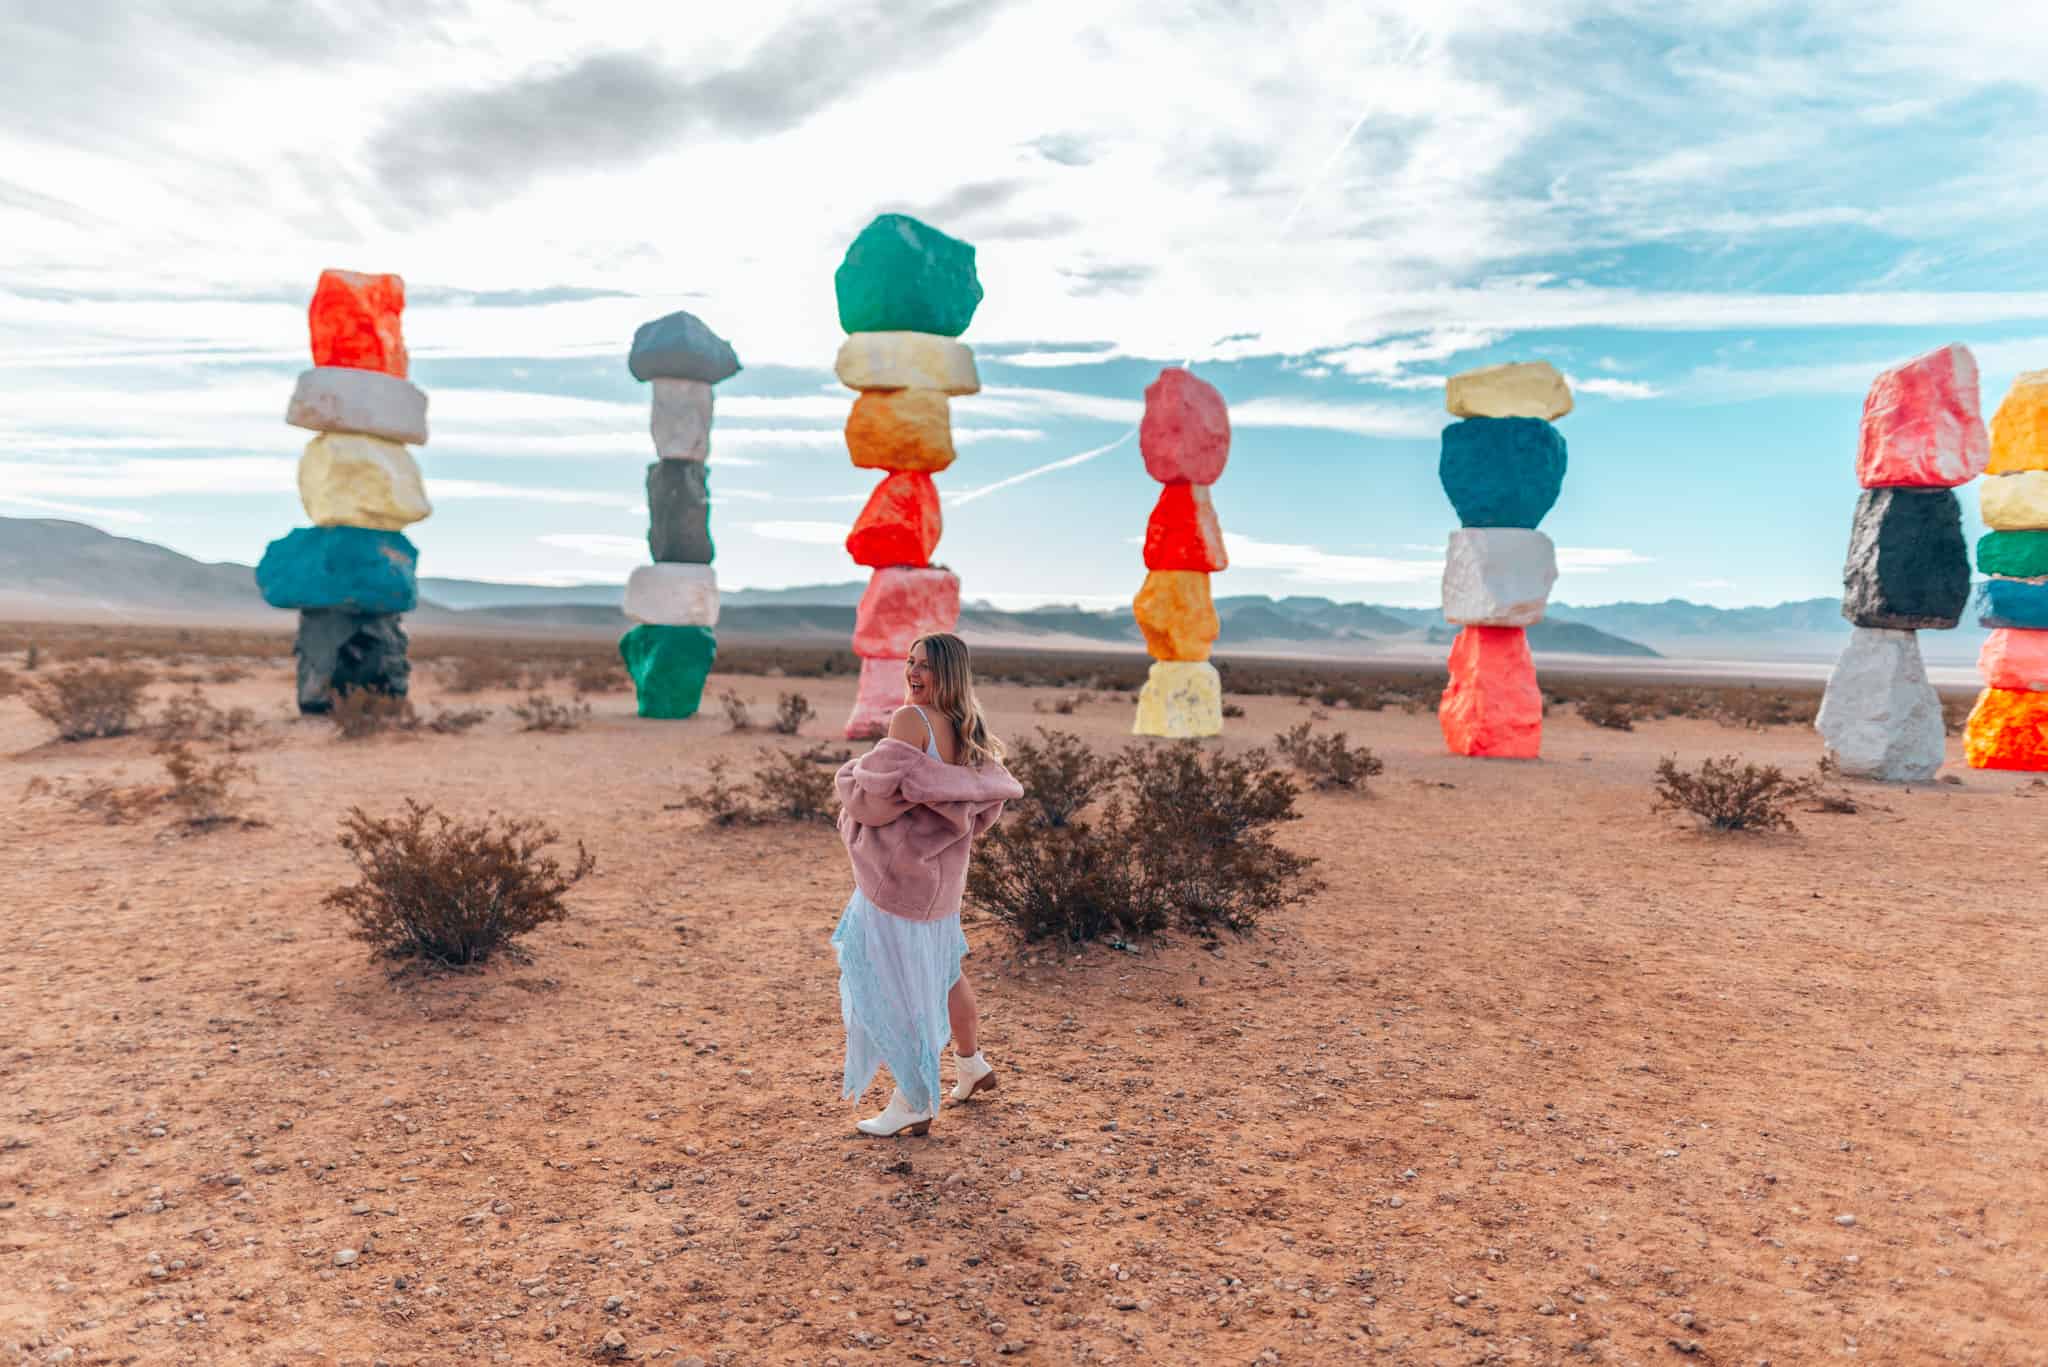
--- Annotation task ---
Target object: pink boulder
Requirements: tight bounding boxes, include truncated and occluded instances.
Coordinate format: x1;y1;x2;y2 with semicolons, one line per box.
1139;368;1230;485
844;657;905;740
1438;625;1542;759
852;567;961;659
1979;628;2048;693
1857;343;1988;488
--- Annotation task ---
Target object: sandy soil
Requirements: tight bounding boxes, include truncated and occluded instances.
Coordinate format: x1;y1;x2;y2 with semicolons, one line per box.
2;662;2044;1366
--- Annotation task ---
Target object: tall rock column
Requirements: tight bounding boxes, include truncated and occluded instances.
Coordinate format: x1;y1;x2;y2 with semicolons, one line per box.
1965;367;2048;769
1132;369;1229;738
620;312;741;719
1435;362;1571;759
1817;344;1983;781
261;269;430;713
832;214;983;739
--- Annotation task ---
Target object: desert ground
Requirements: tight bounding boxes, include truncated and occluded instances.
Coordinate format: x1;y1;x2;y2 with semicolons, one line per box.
2;641;2044;1366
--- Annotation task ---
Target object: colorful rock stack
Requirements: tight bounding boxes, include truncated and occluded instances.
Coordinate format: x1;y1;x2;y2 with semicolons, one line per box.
1964;368;2048;768
832;214;983;738
1816;345;1983;781
1435;362;1571;759
259;269;430;713
619;311;741;719
1132;369;1230;738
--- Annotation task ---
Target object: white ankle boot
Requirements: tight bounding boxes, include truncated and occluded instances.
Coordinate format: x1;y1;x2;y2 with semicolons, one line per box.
856;1087;932;1137
951;1051;996;1103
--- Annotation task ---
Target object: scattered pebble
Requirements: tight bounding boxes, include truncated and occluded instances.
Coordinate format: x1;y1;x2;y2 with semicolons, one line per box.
333;1249;357;1267
1836;1214;1857;1228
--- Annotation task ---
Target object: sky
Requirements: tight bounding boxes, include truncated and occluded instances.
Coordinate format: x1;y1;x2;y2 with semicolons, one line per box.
5;0;2048;610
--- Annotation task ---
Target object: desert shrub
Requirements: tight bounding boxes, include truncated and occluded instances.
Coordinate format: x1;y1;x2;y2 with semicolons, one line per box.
1940;694;1973;737
0;666;16;698
1005;728;1121;828
26;663;153;741
685;758;759;827
685;747;838;826
973;813;1154;944
154;687;260;748
209;662;251;684
1807;756;1862;814
511;694;590;733
1221;701;1246;719
446;655;524;695
1579;698;1635;731
1033;691;1096;716
326;799;595;967
772;691;816;735
1714;687;1814;730
801;741;854;766
571;657;628;695
330;690;418;740
426;705;492;735
718;689;754;731
1653;754;1816;832
23;643;40;671
1274;721;1384;791
23;772;156;824
157;740;254;828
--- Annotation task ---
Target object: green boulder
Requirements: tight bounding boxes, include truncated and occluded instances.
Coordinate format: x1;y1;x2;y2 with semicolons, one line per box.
1978;530;2048;581
619;624;716;719
834;214;983;337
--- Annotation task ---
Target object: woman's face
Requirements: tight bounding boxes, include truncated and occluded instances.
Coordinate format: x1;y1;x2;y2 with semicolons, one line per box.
904;643;933;703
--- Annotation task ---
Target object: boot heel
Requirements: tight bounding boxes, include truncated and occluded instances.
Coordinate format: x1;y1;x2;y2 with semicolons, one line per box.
907;1120;931;1137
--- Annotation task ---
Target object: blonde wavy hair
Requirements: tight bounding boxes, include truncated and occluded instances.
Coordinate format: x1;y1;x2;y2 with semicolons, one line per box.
912;632;1004;768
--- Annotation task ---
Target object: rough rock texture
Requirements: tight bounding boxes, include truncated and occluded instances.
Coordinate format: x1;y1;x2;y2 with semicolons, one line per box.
1438;625;1542;759
1445;361;1573;421
834;214;983;338
1978;629;2048;692
293;610;409;714
309;269;407;377
852;567;961;658
1139;368;1230;486
1977;531;2048;581
847;472;941;569
624;563;719;627
1989;369;2048;475
297;433;431;531
1840;488;1969;629
1132;661;1223;739
834;332;980;395
1979;470;2048;531
1143;483;1227;572
650;379;713;462
256;526;418;614
1438;418;1567;529
1976;577;2048;630
1964;686;2048;770
1856;343;1987;488
618;624;716;719
627;312;741;385
646;461;713;564
846;389;955;472
286;367;428;445
1133;570;1220;662
844;656;906;740
1440;528;1557;627
1815;627;1946;781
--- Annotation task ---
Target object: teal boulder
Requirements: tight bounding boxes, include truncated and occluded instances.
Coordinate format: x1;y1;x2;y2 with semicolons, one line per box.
620;624;716;719
1978;530;2048;581
256;526;417;614
834;214;983;337
1977;577;2048;630
628;310;741;384
1439;418;1567;529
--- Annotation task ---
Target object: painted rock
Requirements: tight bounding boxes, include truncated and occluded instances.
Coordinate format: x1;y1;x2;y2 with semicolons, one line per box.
625;563;719;627
627;311;741;385
1445;361;1573;421
1139;368;1230;486
1964;686;2048;770
846;389;955;472
845;656;906;740
1814;627;1945;781
619;624;717;719
1977;530;2048;581
309;269;407;377
286;367;428;445
834;332;980;395
650;378;713;461
834;214;983;338
1989;370;2048;474
298;433;431;531
852;567;961;658
294;610;409;714
1980;470;2048;531
1438;418;1567;529
1840;488;1969;629
1978;628;2048;692
1441;528;1557;627
256;526;417;614
1976;576;2048;630
847;471;941;569
1132;660;1223;739
1856;343;1987;488
647;460;713;564
1143;483;1228;572
1438;625;1541;759
1133;570;1220;662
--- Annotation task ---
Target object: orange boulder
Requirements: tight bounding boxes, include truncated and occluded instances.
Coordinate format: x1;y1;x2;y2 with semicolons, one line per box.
309;269;408;376
847;471;941;568
1438;625;1542;758
1143;483;1228;572
1133;570;1219;662
846;389;955;472
1963;686;2048;770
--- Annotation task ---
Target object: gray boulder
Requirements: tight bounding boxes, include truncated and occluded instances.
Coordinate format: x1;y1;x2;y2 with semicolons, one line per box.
1816;626;1945;781
628;311;740;385
1840;488;1969;629
295;610;410;714
647;461;713;564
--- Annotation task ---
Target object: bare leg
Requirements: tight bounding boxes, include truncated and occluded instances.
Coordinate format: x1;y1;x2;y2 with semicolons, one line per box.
947;974;979;1058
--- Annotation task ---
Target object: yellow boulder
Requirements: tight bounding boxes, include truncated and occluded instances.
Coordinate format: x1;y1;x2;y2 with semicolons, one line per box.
1133;661;1223;738
1989;369;2048;474
297;433;430;531
835;332;980;395
1980;470;2048;531
1446;361;1573;421
1133;570;1219;661
846;389;955;472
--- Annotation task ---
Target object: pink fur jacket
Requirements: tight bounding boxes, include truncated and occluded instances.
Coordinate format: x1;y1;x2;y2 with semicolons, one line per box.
835;739;1022;922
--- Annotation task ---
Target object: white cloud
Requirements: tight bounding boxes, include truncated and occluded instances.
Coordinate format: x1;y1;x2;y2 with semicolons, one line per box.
745;519;848;545
0;492;151;524
1555;547;1653;572
969;387;1144;424
1319;328;1503;380
1567;376;1660;400
536;533;646;559
1222;533;1442;586
1229;397;1438;439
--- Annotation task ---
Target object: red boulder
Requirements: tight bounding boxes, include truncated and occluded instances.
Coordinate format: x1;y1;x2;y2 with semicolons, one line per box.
1139;368;1229;485
310;269;408;377
1438;625;1542;758
846;471;942;568
1143;483;1227;572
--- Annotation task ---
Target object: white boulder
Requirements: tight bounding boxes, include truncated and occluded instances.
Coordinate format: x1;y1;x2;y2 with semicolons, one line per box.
650;379;713;462
1441;528;1557;626
624;563;719;627
1816;627;1946;781
1445;361;1573;421
286;366;429;445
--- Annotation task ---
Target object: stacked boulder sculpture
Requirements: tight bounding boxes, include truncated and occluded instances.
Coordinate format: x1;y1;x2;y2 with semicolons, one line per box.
260;270;430;712
832;214;982;738
1132;369;1230;738
620;311;741;719
1816;345;1983;781
1435;362;1570;758
1964;368;2048;768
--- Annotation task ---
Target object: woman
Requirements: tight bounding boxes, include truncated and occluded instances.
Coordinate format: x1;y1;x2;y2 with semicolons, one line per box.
832;632;1021;1137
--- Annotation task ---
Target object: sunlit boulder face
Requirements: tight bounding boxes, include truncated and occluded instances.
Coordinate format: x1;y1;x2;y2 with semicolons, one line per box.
833;214;984;338
1438;626;1542;759
1815;627;1945;782
1132;661;1223;739
1856;343;1987;488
